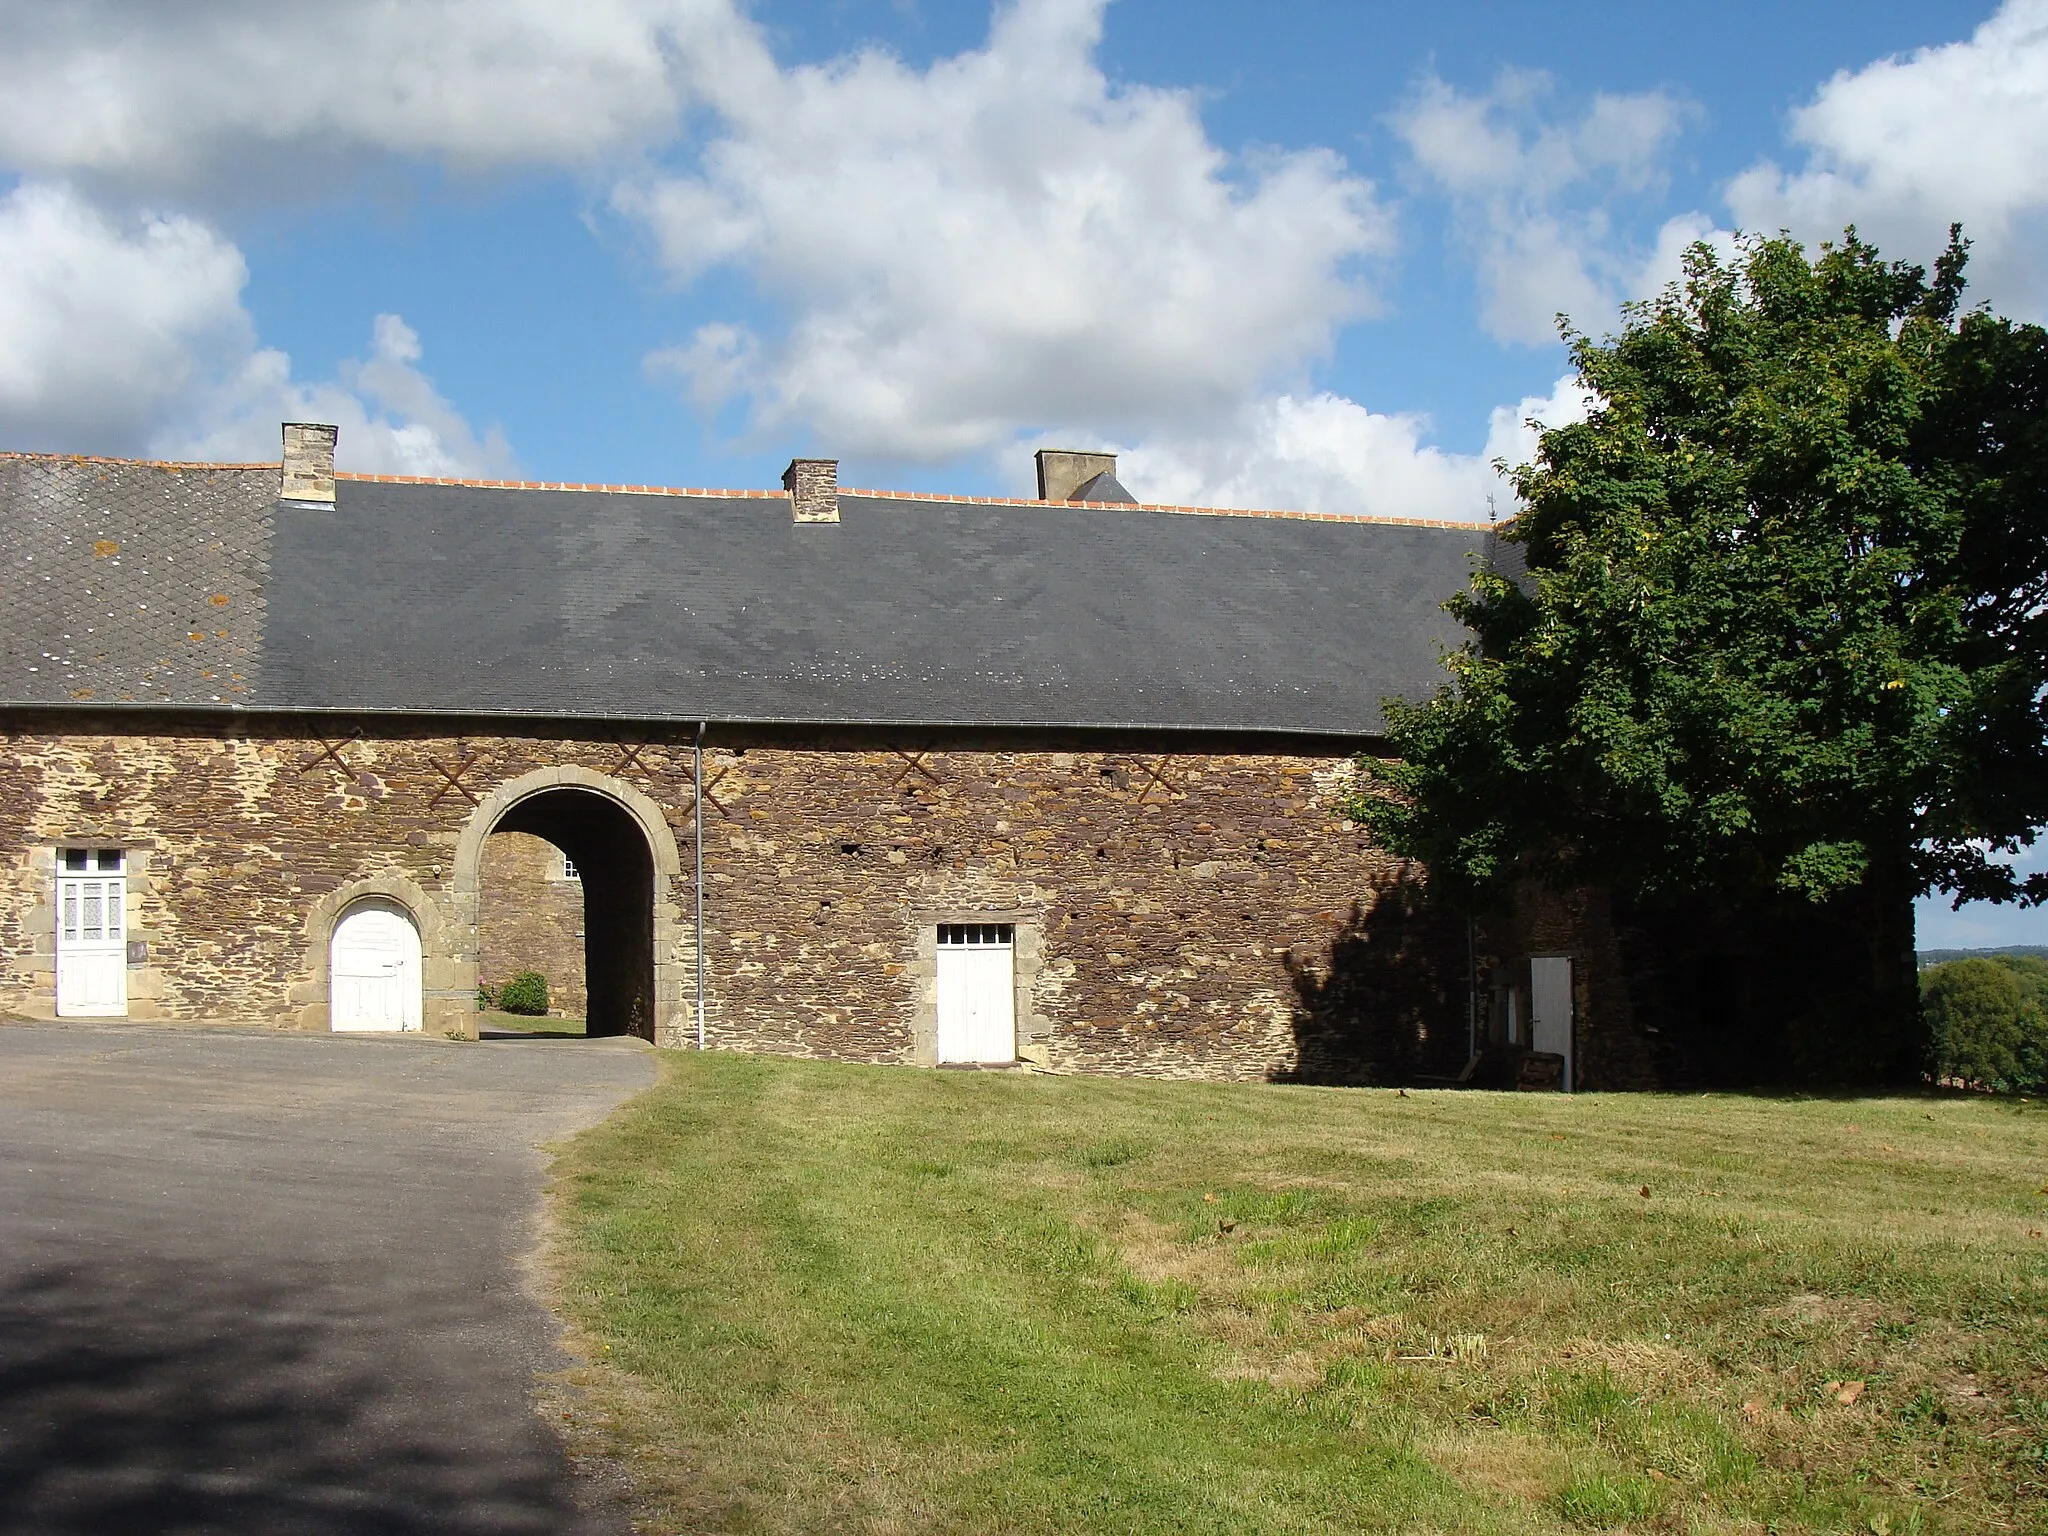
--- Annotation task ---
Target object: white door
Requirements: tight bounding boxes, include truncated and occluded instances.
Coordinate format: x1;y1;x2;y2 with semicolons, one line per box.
330;899;423;1032
936;923;1016;1064
55;848;127;1017
1530;955;1574;1092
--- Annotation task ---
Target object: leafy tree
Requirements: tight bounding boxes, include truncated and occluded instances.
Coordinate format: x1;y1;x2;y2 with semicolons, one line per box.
1993;950;2048;989
1352;230;2048;1081
1921;957;2046;1091
1992;953;2048;1032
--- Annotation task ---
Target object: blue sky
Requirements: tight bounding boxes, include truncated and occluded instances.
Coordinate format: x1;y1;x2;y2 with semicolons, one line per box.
218;0;1998;491
0;0;2042;944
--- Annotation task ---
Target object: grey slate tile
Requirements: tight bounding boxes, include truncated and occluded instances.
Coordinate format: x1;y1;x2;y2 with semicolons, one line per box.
1;459;1496;734
0;458;271;707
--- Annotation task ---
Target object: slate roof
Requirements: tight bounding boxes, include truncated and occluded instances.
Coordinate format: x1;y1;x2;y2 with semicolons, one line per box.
0;456;274;707
0;453;1497;736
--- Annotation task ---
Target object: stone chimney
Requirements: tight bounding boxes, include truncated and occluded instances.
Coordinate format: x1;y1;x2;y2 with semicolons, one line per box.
1035;449;1118;503
279;422;338;504
783;458;839;523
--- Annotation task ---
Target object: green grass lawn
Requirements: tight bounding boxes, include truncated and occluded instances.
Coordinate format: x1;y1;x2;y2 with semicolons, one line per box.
544;1053;2048;1534
476;1009;586;1036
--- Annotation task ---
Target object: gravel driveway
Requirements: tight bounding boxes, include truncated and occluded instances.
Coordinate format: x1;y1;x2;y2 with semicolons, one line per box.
0;1022;655;1535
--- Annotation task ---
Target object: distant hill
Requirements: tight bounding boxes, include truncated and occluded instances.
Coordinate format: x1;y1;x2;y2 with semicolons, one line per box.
1918;945;2048;967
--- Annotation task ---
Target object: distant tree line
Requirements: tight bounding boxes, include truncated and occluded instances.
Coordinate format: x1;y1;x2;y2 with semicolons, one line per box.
1922;953;2048;1092
1919;945;2048;966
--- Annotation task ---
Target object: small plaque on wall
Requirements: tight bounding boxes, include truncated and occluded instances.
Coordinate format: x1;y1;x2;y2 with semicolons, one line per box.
126;940;148;966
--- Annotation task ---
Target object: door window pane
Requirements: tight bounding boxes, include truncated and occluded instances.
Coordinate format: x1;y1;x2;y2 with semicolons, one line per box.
937;922;1015;948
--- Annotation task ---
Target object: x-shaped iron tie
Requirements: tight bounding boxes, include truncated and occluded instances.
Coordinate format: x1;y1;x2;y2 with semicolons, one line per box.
296;734;358;776
888;748;942;789
1133;757;1183;803
426;751;484;810
683;761;734;820
608;733;654;777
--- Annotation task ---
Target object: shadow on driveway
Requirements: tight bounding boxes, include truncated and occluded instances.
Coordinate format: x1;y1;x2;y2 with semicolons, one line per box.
0;1025;653;1535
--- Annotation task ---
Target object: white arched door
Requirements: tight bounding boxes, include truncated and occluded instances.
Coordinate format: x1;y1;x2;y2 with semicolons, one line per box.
330;899;423;1032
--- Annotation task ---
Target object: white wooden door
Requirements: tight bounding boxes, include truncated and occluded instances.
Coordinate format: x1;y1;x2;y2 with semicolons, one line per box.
1530;955;1574;1092
936;923;1016;1064
55;848;126;1017
330;899;423;1032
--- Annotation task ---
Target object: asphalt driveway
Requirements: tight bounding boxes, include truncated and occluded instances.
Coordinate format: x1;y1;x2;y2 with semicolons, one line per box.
0;1023;655;1535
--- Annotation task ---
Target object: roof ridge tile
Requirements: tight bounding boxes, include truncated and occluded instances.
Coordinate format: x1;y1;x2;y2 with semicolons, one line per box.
0;451;1490;528
0;451;277;472
337;471;1479;527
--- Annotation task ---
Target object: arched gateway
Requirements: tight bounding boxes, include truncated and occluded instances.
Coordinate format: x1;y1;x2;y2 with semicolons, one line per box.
449;767;687;1043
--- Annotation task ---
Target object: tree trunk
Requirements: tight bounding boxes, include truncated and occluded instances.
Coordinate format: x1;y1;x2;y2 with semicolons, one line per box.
1860;855;1924;1085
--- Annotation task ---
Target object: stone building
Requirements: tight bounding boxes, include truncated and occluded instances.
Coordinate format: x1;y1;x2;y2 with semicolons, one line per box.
0;424;1532;1081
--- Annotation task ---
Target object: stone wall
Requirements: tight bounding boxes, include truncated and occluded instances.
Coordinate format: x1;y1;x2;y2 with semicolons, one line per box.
476;831;586;1016
690;736;1428;1078
0;715;1438;1078
1474;883;1649;1091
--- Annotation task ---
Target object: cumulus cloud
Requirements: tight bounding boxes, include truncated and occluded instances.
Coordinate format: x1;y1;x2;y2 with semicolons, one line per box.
625;0;1603;519
0;0;743;193
0;179;509;474
172;313;515;477
0;0;1667;515
1393;70;1709;344
0;180;251;452
1728;0;2048;318
629;0;1392;460
1110;373;1593;523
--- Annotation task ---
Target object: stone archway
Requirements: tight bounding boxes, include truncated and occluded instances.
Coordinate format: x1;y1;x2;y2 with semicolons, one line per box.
451;767;685;1044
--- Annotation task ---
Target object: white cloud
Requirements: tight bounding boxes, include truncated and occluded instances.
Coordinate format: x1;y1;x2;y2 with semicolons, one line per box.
1629;210;1743;308
1478;372;1599;470
0;181;253;453
628;0;1392;460
0;179;509;475
0;0;742;192
1109;373;1592;523
172;313;515;477
1727;0;2048;318
1393;70;1702;344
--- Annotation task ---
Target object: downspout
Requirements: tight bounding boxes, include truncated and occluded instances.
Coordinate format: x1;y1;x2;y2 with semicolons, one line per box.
694;720;706;1051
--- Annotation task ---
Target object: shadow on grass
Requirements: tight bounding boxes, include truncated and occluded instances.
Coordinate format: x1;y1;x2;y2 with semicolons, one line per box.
477;1012;588;1042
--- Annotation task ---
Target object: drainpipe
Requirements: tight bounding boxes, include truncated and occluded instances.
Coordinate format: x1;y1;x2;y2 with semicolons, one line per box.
694;721;706;1051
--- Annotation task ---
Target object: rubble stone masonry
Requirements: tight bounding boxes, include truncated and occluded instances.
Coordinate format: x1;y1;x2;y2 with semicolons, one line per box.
0;715;1423;1079
477;831;586;1017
